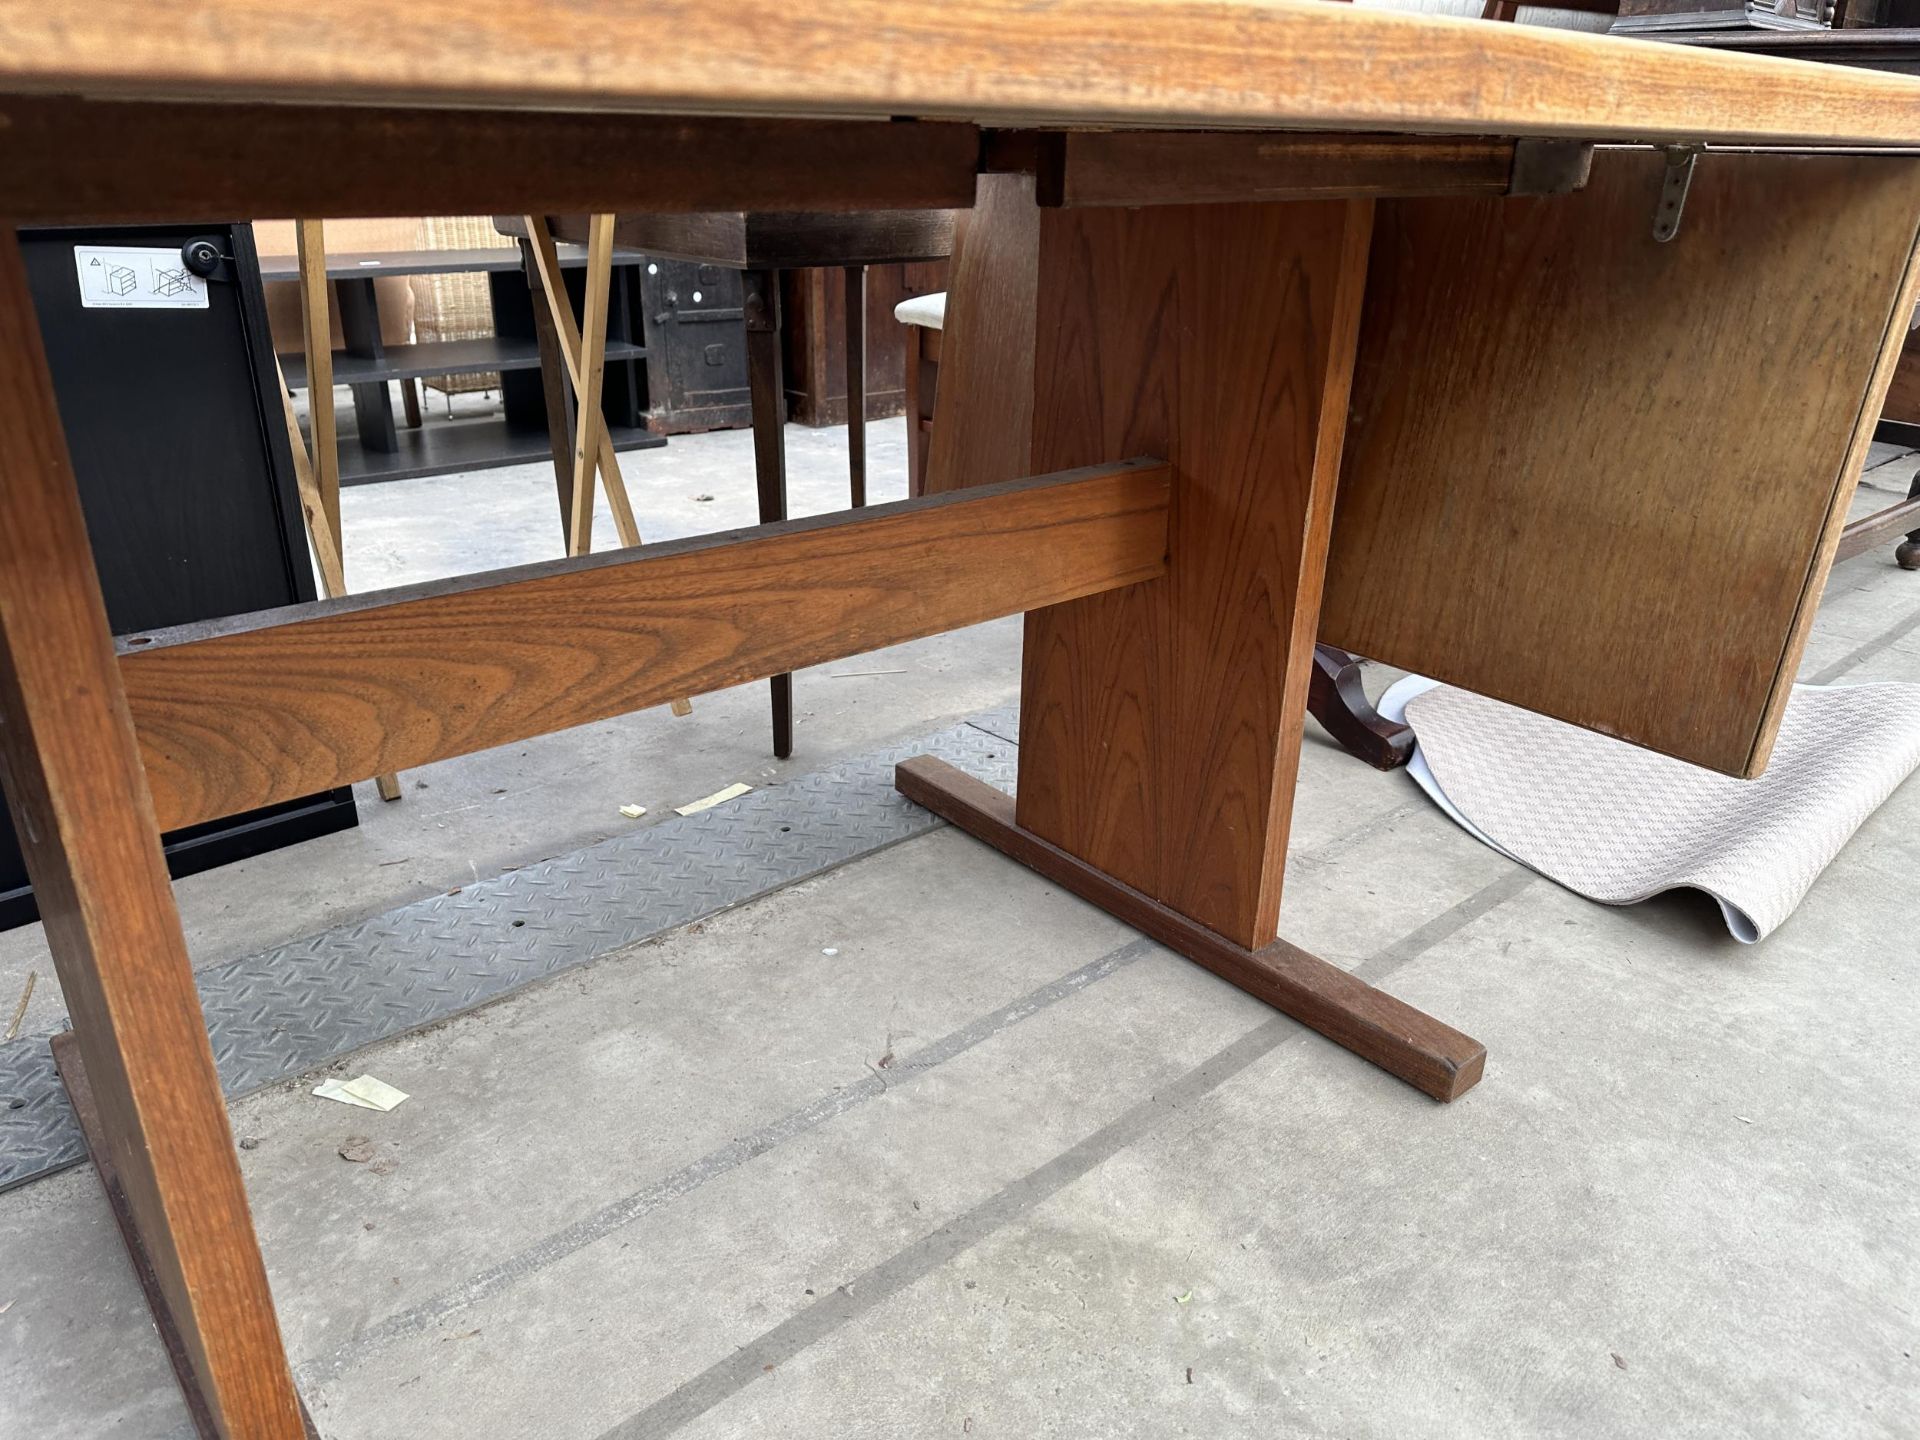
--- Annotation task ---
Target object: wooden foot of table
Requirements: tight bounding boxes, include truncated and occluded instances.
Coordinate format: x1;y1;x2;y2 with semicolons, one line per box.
0;226;305;1439
896;757;1485;1101
50;1034;323;1440
1308;644;1414;771
921;189;1482;1100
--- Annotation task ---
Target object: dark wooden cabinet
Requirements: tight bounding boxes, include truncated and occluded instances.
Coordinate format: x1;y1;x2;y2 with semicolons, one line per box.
633;258;754;434
632;258;948;433
781;261;947;427
0;223;358;930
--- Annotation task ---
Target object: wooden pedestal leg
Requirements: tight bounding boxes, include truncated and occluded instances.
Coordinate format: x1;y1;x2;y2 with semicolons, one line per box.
898;190;1484;1100
744;266;795;759
0;229;307;1437
845;264;867;508
1308;643;1414;770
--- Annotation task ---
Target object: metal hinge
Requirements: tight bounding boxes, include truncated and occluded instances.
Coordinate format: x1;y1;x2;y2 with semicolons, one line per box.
1653;145;1703;243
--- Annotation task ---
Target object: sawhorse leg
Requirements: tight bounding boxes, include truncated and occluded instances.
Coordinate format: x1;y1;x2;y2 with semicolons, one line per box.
897;189;1483;1100
1308;643;1414;771
292;220;404;802
0;228;309;1438
524;215;692;716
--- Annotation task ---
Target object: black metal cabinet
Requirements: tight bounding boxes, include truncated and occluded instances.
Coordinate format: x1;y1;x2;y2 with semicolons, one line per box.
0;222;358;931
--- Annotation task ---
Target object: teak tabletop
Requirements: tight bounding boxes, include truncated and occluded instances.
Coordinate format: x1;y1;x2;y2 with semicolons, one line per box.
3;0;1920;144
1;4;1919;1436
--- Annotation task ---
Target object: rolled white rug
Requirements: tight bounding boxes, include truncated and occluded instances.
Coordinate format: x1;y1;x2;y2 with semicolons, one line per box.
1379;675;1920;942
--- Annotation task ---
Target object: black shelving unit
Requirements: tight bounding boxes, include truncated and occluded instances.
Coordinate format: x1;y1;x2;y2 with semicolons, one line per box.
278;334;645;388
259;245;666;485
3;222;359;930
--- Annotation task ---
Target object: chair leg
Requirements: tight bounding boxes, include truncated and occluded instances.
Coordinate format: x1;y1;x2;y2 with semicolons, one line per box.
745;266;795;759
1898;470;1920;570
1308;644;1415;770
845;264;867;508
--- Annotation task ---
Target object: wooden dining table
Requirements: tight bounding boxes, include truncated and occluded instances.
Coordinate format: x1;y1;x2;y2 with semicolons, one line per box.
2;3;1918;1434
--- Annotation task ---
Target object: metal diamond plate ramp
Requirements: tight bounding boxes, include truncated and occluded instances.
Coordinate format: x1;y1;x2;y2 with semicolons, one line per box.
0;715;1019;1192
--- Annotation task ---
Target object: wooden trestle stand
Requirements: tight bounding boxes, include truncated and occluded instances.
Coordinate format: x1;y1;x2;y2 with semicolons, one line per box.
2;3;1920;1432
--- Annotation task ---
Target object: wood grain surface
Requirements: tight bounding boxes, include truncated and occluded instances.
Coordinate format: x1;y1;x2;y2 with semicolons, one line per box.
1014;194;1375;950
1036;130;1519;207
1322;149;1920;776
49;1035;326;1440
897;757;1485;1101
1885;331;1920;424
0;231;303;1440
121;462;1171;830
924;174;1041;496
1748;195;1920;766
0;98;980;222
554;211;956;269
2;0;1919;145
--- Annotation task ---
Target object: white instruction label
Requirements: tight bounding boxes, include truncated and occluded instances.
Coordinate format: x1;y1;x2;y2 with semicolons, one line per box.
73;245;210;310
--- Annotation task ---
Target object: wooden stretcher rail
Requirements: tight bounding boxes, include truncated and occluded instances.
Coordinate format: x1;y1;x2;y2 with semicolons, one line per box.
0;99;982;223
0;98;1595;226
1003;131;1592;206
2;0;1919;146
118;460;1171;831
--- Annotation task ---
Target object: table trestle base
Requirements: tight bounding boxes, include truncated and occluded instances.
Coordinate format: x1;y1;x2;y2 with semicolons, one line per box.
895;758;1485;1101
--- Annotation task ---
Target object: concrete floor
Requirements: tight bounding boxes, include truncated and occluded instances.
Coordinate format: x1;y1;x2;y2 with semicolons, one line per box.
1;414;1918;1439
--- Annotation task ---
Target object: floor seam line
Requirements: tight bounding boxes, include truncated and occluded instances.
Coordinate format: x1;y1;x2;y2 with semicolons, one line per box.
298;934;1157;1384
587;867;1527;1440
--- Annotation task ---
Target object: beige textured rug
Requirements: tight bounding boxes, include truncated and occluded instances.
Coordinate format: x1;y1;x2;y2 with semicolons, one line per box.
1378;676;1920;942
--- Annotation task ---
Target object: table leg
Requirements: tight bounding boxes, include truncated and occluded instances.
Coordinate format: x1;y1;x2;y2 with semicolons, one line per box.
896;192;1484;1099
1308;643;1414;771
904;324;928;499
0;228;307;1438
845;264;867;507
744;266;794;759
1900;469;1920;570
51;1034;322;1440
